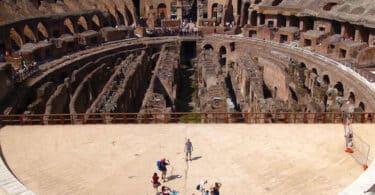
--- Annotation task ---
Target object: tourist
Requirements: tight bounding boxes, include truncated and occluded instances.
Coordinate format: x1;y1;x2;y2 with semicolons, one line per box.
185;138;193;161
344;114;354;153
211;182;221;195
197;180;207;195
151;172;161;192
161;185;171;195
157;158;170;182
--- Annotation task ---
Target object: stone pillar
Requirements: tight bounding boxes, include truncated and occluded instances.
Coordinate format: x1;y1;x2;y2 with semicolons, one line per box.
299;19;305;31
354;28;361;42
176;0;182;20
341;25;347;37
286;16;291;27
257;15;261;26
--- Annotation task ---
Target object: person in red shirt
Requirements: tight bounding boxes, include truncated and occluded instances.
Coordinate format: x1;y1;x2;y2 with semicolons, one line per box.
151;172;161;192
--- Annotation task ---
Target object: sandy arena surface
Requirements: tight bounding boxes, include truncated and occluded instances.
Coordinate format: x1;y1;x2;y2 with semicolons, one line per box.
0;124;374;195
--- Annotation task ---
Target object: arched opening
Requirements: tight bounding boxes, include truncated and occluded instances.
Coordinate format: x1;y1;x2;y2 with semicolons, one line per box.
64;18;75;34
273;86;278;98
23;25;37;43
52;30;61;38
125;6;134;25
115;10;125;25
263;83;272;98
289;15;299;27
77;16;88;33
271;0;283;6
37;22;49;39
289;87;298;102
212;3;222;25
157;3;167;19
312;68;318;75
132;0;140;17
92;15;101;31
258;13;265;25
334;82;344;96
9;28;22;52
300;62;306;68
219;46;227;66
242;2;250;26
348;92;355;104
323;75;330;85
203;44;214;50
108;14;117;27
237;0;242;16
250;11;257;26
224;2;235;25
254;0;261;4
359;102;365;112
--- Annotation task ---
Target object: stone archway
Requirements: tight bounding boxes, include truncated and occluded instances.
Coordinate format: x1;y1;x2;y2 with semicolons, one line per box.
241;2;250;26
203;44;214;50
334;82;344;97
157;3;167;19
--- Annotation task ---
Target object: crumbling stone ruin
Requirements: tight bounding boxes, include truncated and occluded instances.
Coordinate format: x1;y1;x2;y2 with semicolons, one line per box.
0;0;374;123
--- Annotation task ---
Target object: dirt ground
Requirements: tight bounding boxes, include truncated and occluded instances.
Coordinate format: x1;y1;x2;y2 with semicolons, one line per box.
0;124;374;195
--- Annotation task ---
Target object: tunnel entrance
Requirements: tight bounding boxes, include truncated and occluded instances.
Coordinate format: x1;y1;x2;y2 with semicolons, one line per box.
176;41;197;112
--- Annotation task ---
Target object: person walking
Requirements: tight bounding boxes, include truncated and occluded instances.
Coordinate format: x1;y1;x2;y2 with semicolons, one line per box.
151;172;161;193
185;138;193;161
157;158;170;182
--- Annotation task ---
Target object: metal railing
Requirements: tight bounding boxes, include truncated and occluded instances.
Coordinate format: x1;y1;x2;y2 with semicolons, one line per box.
0;112;373;125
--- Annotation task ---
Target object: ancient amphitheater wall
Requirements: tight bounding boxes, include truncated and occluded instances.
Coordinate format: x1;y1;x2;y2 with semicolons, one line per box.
45;80;70;114
117;51;153;112
260;57;288;101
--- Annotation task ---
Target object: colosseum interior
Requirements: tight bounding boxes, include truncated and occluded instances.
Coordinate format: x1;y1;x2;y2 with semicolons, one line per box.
0;0;375;194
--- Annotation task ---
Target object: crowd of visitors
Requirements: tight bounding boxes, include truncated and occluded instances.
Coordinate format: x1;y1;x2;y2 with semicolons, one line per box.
151;138;222;195
14;59;39;82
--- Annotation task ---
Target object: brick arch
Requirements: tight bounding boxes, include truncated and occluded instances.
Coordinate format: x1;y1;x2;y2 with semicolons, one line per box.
9;28;23;51
77;16;89;33
115;8;126;25
125;5;134;25
23;24;37;43
322;74;331;86
37;22;49;39
240;1;251;26
64;18;75;34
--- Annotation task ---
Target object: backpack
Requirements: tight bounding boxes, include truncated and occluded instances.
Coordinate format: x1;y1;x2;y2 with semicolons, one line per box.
157;161;162;171
196;184;200;190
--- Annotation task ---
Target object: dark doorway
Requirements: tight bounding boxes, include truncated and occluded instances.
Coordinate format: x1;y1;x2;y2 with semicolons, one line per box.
242;2;250;26
334;82;344;96
289;87;298;102
176;41;197;112
304;39;312;46
339;49;347;58
219;46;227;66
280;34;288;43
250;11;258;26
132;0;140;18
